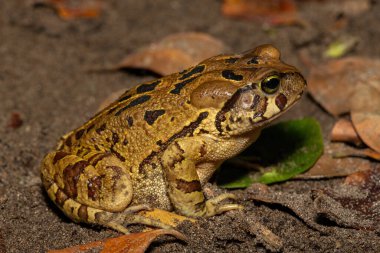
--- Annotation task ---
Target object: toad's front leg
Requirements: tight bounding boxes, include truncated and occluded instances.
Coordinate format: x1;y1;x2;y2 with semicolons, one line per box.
161;137;242;217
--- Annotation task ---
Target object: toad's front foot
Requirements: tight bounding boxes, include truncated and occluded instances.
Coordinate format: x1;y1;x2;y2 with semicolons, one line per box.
99;205;173;234
204;193;244;217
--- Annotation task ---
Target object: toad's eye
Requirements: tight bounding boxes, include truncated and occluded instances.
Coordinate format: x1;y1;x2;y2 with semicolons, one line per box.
261;75;280;94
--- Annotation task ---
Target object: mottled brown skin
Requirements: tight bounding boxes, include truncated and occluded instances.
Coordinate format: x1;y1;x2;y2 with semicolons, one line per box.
41;45;306;233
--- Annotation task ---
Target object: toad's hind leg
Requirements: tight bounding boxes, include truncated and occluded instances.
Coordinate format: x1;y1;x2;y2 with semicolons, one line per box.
41;151;171;233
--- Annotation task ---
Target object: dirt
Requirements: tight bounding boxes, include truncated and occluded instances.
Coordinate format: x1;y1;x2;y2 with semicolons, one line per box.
0;1;379;252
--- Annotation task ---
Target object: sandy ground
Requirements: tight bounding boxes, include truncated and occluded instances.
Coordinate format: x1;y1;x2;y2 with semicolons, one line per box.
0;1;379;252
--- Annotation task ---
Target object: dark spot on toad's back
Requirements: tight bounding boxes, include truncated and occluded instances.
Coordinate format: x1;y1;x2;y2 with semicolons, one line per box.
136;80;161;93
75;129;85;140
112;132;119;144
115;95;151;116
86;124;95;132
117;93;132;103
53;151;68;164
144;109;165;125
179;65;205;80
126;116;133;127
225;57;239;64
222;70;243;81
170;76;198;94
96;123;106;134
65;137;72;147
107;107;118;115
110;148;126;162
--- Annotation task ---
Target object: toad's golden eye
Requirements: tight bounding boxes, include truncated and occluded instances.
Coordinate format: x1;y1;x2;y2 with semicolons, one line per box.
261;75;280;94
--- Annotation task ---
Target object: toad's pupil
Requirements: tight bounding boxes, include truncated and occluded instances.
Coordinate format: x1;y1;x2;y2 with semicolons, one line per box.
265;78;279;90
261;76;280;94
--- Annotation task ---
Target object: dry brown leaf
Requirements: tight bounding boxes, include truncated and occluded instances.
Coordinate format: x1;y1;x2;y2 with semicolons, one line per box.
350;83;380;113
116;32;227;76
330;118;362;146
48;229;187;253
221;0;303;26
295;152;371;179
350;83;380;153
351;112;380;153
331;143;380;161
308;57;380;116
308;58;370;116
310;57;380;152
33;0;104;20
358;149;380;161
295;143;372;179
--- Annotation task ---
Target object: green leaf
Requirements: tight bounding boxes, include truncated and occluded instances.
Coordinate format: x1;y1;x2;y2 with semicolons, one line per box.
217;118;324;187
252;117;324;184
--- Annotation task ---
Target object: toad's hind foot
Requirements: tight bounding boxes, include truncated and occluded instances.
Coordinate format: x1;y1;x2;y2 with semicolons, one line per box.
97;205;173;234
205;193;244;217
